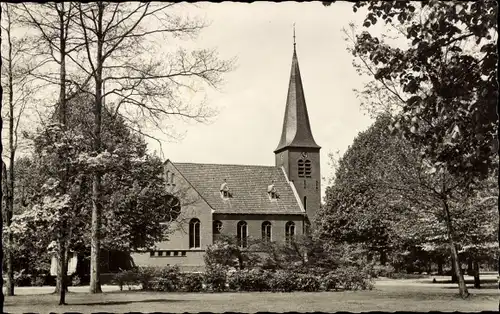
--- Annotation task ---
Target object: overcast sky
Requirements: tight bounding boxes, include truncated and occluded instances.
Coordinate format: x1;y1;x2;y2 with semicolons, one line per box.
145;2;374;200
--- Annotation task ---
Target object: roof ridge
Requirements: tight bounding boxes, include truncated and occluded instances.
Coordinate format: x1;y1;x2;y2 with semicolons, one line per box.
173;162;278;168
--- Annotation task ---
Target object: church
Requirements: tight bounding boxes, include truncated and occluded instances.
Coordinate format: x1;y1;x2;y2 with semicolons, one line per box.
131;42;321;271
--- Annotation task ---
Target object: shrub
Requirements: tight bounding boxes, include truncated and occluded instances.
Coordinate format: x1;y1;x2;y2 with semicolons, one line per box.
151;266;181;292
371;264;395;278
112;269;139;291
180;272;204;292
227;268;270;292
70;275;81;287
14;270;31;287
135;266;159;290
296;273;321;292
268;269;298;292
322;272;339;291
30;275;46;287
335;266;373;291
203;265;227;292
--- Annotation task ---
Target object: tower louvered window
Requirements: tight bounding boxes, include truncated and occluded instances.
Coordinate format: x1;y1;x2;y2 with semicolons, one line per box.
305;160;312;177
298;159;305;177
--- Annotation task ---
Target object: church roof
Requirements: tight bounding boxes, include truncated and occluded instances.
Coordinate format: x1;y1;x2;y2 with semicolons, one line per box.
275;47;320;153
171;162;305;215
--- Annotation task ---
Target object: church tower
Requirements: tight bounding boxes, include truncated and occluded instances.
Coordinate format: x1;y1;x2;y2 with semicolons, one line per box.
274;32;321;226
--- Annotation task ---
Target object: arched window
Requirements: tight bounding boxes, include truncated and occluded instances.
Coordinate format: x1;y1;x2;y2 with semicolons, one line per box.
213;220;223;234
189;218;200;248
262;221;272;242
285;221;295;244
237;221;248;248
305;160;312;177
303;196;307;210
298;159;305;177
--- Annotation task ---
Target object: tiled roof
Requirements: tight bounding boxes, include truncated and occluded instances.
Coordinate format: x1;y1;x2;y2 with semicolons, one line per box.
172;162;304;215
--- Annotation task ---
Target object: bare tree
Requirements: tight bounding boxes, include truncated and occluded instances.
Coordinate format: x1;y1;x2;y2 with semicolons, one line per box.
0;3;40;296
72;2;234;293
19;2;85;305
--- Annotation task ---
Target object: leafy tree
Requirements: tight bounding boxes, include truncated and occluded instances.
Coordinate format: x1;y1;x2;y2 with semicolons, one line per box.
326;0;498;298
317;114;497;296
9;94;174;287
204;235;261;270
317;116;414;262
16;1;235;295
70;2;235;293
348;1;497;181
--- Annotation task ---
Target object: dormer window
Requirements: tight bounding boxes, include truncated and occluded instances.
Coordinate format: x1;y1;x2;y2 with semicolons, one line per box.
165;170;175;186
267;183;279;200
220;180;232;199
165;170;171;185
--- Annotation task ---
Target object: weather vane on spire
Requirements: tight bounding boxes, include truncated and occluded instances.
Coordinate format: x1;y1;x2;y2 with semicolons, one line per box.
293;23;296;48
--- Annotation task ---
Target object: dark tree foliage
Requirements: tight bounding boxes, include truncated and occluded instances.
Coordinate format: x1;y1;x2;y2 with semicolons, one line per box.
351;1;497;186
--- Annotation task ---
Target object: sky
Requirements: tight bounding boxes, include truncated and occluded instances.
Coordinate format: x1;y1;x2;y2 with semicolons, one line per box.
145;2;374;200
2;2;376;202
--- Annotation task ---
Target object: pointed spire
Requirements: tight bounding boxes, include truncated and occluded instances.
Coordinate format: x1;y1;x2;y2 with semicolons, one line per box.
274;32;320;153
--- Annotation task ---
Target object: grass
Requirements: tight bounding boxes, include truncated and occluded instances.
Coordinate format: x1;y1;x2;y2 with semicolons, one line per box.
4;277;499;313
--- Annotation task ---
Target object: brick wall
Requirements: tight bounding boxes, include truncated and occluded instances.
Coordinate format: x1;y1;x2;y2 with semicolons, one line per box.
213;213;305;243
130;161;213;269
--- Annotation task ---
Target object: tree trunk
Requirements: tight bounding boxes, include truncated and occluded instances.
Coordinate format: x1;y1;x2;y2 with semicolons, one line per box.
473;260;480;289
2;162;14;297
0;138;3;309
90;173;102;293
5;8;16;296
451;261;458;283
441;199;469;298
57;238;68;305
56;2;69;304
90;6;104;292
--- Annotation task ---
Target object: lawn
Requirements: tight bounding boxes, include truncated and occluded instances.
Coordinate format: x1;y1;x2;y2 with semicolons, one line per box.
3;276;498;313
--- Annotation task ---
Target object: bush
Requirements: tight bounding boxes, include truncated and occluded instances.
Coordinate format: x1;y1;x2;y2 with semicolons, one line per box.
370;264;395;278
268;269;298;292
322;272;339;291
71;275;81;287
335;266;374;291
150;266;181;292
135;266;159;290
112;269;139;290
203;265;227;292
296;273;321;292
227;268;270;292
30;275;46;287
180;272;204;292
14;270;31;287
